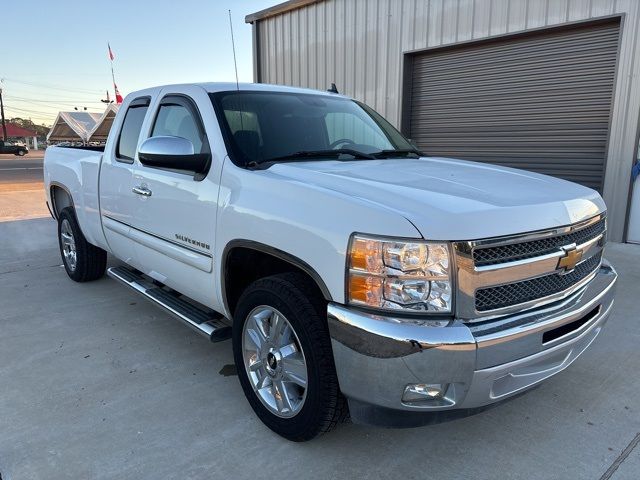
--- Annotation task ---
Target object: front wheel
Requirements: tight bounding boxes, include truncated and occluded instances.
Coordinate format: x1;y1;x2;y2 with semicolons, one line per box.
233;273;347;441
17;149;26;156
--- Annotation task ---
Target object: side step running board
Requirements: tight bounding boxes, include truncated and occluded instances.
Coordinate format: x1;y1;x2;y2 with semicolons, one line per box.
107;266;231;342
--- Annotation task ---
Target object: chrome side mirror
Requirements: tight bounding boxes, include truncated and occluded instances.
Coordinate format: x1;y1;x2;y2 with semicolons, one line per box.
138;136;209;174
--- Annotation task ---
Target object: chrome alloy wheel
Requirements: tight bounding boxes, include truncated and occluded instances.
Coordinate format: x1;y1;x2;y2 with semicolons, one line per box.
60;218;77;271
242;306;308;418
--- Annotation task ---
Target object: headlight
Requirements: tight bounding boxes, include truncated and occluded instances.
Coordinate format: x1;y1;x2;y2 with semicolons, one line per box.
347;235;452;313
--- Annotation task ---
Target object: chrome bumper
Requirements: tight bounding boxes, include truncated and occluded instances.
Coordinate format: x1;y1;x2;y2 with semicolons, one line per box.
328;261;617;426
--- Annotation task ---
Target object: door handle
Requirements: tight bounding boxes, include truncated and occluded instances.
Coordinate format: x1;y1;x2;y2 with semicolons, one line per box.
132;186;152;197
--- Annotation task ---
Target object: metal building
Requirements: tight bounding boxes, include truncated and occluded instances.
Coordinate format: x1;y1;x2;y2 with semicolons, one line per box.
246;0;640;243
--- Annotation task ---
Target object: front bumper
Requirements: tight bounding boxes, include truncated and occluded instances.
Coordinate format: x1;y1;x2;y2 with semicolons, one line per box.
328;261;617;427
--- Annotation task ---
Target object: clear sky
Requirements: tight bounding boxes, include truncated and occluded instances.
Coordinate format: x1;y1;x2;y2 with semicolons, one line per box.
1;0;277;125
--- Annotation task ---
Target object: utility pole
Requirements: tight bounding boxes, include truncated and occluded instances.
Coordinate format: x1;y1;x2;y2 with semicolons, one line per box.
0;87;7;141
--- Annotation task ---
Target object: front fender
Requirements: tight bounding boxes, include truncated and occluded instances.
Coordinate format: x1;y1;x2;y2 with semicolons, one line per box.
215;162;421;307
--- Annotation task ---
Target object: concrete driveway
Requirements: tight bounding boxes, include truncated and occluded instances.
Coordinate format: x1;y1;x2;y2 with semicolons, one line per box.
1;216;639;480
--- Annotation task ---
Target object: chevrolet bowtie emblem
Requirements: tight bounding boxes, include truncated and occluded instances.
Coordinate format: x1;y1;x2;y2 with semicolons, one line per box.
557;246;583;273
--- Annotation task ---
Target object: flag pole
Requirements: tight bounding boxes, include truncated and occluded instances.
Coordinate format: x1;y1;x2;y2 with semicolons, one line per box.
110;59;117;95
108;42;122;103
109;43;116;100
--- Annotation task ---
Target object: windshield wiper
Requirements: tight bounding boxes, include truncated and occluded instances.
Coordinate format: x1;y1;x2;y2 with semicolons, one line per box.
257;149;376;165
246;148;422;169
372;148;424;158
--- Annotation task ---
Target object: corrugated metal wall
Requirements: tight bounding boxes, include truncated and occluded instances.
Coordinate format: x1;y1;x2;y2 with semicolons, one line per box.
408;19;620;191
252;0;640;242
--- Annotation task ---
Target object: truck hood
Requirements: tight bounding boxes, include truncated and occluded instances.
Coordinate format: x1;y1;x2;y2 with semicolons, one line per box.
268;157;606;240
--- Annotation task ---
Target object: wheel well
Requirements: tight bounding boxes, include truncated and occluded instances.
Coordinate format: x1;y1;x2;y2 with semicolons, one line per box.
224;246;330;317
51;185;73;218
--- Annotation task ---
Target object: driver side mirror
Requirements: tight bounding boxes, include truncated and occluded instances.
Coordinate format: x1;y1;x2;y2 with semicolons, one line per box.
138;136;210;174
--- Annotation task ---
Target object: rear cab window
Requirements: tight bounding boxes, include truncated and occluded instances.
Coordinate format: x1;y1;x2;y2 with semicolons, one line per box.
116;97;151;163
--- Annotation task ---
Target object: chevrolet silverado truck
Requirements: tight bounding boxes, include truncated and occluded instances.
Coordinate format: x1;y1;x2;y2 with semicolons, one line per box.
44;82;617;441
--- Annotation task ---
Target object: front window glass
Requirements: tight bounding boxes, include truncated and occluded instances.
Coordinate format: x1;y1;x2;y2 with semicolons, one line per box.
152;103;204;153
211;91;415;166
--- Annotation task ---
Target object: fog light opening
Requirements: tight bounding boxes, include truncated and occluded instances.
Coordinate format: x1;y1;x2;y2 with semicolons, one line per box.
402;383;448;403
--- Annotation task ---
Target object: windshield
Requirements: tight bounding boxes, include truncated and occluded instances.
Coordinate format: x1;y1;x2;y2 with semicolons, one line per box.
210;91;417;167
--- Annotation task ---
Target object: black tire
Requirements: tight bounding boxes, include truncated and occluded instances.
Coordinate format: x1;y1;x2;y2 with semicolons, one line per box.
17;149;26;156
57;207;107;282
233;272;348;441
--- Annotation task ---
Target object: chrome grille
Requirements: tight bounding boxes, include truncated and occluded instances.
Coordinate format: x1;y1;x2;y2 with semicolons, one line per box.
473;218;606;266
475;252;602;311
454;213;606;320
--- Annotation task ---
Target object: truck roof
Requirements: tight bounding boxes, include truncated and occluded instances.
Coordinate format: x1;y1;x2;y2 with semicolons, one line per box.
126;82;350;101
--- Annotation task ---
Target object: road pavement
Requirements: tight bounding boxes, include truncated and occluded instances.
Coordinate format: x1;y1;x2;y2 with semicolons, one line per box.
0;156;44;186
0;154;48;221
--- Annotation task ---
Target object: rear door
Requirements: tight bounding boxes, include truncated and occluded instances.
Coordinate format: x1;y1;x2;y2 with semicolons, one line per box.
99;96;150;267
129;85;224;308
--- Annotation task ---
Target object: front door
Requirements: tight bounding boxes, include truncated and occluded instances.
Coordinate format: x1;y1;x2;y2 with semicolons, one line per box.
129;85;224;309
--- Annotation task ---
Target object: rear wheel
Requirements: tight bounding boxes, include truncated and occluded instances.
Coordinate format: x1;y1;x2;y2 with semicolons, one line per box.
233;272;347;441
57;207;107;282
17;149;26;156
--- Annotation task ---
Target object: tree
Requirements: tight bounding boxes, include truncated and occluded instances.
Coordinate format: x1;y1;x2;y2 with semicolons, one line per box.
8;117;50;137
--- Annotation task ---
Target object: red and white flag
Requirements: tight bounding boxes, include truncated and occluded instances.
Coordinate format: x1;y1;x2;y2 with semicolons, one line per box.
108;43;115;61
114;84;123;104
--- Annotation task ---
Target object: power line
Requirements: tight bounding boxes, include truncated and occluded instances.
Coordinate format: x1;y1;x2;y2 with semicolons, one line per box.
3;77;104;95
5;95;105;104
7;104;103;113
5;111;59;122
5;96;106;109
4;77;104;94
4;112;56;123
5;86;109;102
4;106;69;123
5;106;100;121
3;91;106;126
5;105;51;114
7;101;99;111
7;72;107;78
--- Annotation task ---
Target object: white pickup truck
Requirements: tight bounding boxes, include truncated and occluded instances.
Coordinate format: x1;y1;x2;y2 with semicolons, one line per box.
44;82;617;441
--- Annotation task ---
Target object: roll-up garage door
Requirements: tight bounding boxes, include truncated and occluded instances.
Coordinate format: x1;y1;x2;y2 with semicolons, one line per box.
407;20;620;191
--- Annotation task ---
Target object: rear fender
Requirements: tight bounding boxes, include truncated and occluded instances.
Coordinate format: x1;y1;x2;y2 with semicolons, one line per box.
44;148;107;250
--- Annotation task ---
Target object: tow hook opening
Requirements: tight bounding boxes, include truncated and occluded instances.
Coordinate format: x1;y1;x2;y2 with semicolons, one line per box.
542;305;601;345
